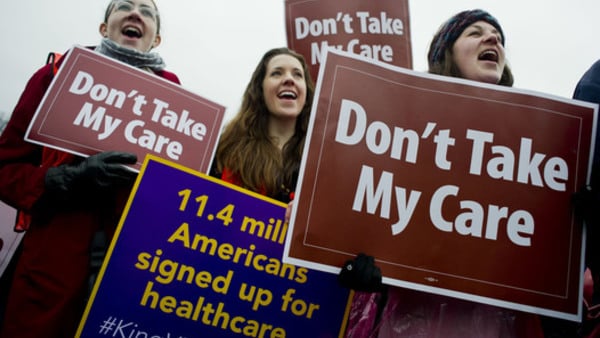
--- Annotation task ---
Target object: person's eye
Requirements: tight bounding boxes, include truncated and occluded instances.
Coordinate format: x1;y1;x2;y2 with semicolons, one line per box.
140;7;157;19
294;71;304;79
116;2;133;11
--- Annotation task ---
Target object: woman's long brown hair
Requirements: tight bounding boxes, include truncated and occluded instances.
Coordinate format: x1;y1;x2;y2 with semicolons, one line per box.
213;47;315;197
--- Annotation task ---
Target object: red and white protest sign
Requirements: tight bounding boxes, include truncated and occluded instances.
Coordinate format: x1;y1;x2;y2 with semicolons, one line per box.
283;49;596;321
26;45;225;173
285;0;412;81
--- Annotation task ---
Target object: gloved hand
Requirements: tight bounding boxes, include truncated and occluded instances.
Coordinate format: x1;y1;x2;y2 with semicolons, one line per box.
572;185;594;223
45;151;138;198
338;253;384;292
573;185;600;272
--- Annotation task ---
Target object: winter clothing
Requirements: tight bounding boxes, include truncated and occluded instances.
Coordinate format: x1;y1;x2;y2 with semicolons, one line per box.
210;166;296;204
572;58;600;337
95;37;166;71
340;254;545;338
44;151;138;203
574;58;600;194
345;288;545;338
0;48;180;338
428;9;505;70
339;253;383;293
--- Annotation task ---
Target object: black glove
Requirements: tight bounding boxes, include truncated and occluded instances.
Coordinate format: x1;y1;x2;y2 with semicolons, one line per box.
338;253;384;292
572;185;600;273
572;185;594;223
45;151;138;198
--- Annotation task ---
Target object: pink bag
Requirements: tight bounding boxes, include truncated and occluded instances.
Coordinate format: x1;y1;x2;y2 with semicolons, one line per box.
583;268;600;337
344;291;383;338
344;287;544;338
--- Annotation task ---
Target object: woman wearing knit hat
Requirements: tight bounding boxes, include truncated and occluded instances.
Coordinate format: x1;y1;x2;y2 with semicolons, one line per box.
427;9;513;86
338;9;547;338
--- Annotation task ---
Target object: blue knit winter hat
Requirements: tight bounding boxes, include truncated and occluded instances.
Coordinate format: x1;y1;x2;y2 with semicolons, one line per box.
427;9;505;69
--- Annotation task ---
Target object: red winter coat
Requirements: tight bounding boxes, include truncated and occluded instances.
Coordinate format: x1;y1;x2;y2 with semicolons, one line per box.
0;48;180;338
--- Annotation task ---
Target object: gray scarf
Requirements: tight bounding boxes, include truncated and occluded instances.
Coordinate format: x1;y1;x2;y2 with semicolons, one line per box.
95;38;166;71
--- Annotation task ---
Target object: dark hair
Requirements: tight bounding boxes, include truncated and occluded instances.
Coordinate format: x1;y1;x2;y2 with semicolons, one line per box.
427;9;513;87
214;47;315;197
104;0;161;34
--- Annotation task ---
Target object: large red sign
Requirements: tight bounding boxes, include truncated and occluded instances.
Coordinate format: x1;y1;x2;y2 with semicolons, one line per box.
26;46;225;173
284;49;596;321
285;0;412;82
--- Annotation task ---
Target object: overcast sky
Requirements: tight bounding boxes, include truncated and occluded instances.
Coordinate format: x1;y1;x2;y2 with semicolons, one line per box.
2;0;600;123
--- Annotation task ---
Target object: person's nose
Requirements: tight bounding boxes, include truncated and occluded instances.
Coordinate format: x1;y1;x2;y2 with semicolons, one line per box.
282;72;296;85
125;6;144;21
483;31;499;45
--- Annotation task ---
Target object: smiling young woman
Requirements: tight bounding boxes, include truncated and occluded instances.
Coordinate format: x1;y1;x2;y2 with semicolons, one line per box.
211;47;314;203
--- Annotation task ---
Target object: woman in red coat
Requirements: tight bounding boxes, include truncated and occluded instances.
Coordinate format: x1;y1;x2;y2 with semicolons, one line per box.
0;1;180;337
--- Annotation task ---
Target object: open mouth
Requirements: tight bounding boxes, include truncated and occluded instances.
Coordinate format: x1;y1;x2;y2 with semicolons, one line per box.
278;91;297;99
122;26;142;38
478;50;498;62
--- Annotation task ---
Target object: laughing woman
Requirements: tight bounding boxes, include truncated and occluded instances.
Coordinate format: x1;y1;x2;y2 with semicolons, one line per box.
211;47;314;204
0;1;180;337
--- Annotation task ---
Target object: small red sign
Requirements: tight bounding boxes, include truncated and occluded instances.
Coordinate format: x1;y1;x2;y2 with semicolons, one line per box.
285;0;412;81
26;45;225;173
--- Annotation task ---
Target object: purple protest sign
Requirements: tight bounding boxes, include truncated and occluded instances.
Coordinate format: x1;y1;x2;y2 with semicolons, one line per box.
76;155;350;338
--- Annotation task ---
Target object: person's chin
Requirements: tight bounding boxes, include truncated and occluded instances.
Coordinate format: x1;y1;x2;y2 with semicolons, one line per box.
115;39;143;52
476;73;501;85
